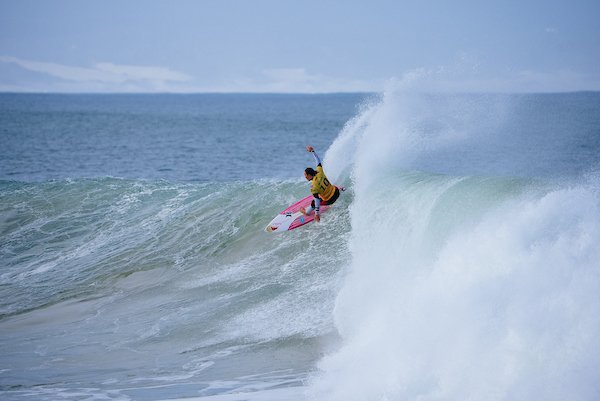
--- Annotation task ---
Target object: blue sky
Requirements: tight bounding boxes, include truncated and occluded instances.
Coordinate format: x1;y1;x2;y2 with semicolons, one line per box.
1;0;599;93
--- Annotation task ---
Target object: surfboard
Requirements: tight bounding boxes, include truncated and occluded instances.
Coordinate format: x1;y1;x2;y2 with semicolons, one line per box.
265;187;344;233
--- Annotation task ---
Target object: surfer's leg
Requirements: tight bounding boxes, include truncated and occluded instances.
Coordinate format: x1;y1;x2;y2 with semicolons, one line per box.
300;206;313;215
300;200;315;215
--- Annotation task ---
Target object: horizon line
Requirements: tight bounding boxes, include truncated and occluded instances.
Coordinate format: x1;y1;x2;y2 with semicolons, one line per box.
1;90;599;96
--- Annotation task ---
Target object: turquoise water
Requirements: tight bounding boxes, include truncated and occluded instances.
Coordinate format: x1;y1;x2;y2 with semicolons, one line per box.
1;89;600;400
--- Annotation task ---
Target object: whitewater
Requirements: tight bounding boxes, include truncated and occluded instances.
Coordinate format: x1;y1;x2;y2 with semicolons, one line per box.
1;83;600;400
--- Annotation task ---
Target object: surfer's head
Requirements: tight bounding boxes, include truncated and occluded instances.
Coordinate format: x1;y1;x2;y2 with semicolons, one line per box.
304;168;317;180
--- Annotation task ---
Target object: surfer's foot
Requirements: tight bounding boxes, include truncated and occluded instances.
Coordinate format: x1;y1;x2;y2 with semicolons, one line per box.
299;207;308;215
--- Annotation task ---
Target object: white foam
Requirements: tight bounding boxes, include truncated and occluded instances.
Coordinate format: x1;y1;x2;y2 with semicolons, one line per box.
308;81;600;400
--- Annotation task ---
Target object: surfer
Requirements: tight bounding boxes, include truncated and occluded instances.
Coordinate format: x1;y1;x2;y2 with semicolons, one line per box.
299;146;340;222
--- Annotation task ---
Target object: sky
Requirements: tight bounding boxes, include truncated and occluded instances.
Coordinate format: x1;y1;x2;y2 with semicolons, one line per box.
1;0;599;94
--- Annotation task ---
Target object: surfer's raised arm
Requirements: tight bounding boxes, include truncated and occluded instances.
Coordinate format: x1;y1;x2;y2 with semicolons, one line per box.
306;146;322;167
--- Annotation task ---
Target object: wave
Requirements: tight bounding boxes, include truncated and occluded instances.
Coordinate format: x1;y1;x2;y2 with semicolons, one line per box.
0;176;355;398
2;85;600;400
0;177;350;369
307;83;600;400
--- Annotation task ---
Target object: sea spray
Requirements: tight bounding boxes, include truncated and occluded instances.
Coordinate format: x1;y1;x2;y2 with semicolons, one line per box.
309;81;600;400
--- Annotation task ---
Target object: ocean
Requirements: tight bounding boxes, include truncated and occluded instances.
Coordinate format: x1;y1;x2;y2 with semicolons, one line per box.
1;84;599;400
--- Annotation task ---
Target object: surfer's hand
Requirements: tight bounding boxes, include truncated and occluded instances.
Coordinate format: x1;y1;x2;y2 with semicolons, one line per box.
315;214;320;222
306;146;314;153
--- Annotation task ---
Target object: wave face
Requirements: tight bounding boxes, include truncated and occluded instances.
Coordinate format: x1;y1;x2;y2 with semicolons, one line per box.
0;178;352;400
308;85;600;400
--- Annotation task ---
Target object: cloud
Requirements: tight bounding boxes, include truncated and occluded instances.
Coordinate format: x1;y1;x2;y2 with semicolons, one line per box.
94;62;193;82
514;69;600;92
0;58;379;93
256;68;378;93
262;68;316;83
0;56;193;87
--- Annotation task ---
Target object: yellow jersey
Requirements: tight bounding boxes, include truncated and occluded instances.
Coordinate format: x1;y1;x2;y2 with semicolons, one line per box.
311;165;336;201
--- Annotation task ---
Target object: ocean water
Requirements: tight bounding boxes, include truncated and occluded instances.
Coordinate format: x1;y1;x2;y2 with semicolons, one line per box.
1;85;600;401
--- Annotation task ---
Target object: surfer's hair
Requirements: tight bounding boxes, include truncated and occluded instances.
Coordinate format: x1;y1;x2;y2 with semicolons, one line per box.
305;168;317;177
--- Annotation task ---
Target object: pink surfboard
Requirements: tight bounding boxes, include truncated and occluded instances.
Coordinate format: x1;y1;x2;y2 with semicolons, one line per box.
265;187;344;233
